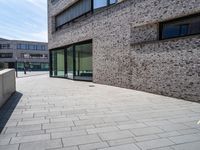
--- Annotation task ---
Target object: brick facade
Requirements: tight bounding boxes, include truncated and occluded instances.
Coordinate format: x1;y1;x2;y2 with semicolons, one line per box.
48;0;200;101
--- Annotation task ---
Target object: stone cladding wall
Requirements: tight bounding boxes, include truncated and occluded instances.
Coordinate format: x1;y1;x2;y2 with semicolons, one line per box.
48;0;200;101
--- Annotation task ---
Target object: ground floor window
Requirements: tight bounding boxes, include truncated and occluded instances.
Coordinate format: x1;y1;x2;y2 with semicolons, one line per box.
50;40;93;81
51;49;65;77
17;62;49;71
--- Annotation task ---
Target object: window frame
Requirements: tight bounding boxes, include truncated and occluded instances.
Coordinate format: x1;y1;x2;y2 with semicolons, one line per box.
55;0;118;31
159;13;200;40
49;39;93;81
55;0;93;31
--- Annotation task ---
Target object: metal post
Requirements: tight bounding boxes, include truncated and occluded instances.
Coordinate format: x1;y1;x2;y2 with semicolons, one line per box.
15;60;18;77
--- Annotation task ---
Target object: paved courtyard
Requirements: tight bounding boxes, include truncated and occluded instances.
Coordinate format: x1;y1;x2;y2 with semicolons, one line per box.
0;74;200;150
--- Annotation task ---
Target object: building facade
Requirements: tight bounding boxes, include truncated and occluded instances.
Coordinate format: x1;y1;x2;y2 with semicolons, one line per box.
0;38;49;71
48;0;200;101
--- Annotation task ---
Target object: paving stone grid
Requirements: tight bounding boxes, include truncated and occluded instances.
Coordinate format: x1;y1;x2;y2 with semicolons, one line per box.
0;74;200;150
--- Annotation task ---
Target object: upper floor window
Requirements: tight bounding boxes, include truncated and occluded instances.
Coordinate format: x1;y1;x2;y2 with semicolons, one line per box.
93;0;117;9
0;44;10;49
55;0;118;30
56;0;92;30
160;14;200;40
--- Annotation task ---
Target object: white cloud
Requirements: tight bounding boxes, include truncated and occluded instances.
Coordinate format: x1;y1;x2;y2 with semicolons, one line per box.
26;0;47;11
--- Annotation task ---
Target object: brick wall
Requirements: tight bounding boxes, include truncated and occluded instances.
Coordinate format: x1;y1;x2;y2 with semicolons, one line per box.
48;0;200;101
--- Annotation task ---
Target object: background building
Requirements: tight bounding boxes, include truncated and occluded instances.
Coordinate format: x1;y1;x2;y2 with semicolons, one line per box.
48;0;200;101
0;38;49;71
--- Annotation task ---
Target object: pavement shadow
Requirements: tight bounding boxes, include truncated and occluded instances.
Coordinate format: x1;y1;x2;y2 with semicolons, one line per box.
0;92;22;133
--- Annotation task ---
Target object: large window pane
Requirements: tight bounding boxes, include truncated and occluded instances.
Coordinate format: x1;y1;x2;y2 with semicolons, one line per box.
67;46;74;79
75;43;92;81
56;0;92;29
51;49;65;77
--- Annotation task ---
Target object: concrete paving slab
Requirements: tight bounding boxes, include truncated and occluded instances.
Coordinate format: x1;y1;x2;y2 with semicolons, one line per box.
0;74;200;149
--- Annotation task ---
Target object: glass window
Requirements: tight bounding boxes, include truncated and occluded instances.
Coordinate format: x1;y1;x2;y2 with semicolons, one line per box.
93;0;117;9
29;45;36;50
94;0;107;9
17;44;21;49
21;44;27;50
41;63;49;70
110;0;117;4
56;0;92;29
41;45;46;50
17;62;24;70
0;53;13;58
51;49;65;77
29;54;43;59
161;14;200;40
0;44;10;49
50;40;92;81
74;43;92;81
36;45;46;51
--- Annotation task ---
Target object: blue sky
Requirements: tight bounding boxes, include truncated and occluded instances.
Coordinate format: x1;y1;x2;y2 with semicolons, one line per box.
0;0;47;42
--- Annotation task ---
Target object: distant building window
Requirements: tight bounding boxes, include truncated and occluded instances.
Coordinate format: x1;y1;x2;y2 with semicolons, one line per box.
93;0;107;9
0;53;13;58
21;53;48;59
0;44;10;49
160;14;200;40
36;45;46;51
29;45;36;50
17;44;46;51
17;44;28;50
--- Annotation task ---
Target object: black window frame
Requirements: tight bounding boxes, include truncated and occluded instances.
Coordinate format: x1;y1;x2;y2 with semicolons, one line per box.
55;0;93;31
49;39;93;81
159;13;200;40
55;0;118;31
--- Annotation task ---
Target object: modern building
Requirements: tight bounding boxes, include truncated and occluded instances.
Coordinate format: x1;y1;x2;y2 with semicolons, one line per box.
0;38;49;71
48;0;200;101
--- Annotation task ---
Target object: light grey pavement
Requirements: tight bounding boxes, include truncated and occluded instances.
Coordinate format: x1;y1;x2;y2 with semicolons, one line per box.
0;74;200;150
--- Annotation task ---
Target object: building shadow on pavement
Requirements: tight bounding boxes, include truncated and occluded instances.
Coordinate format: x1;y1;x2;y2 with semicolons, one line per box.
0;92;22;133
